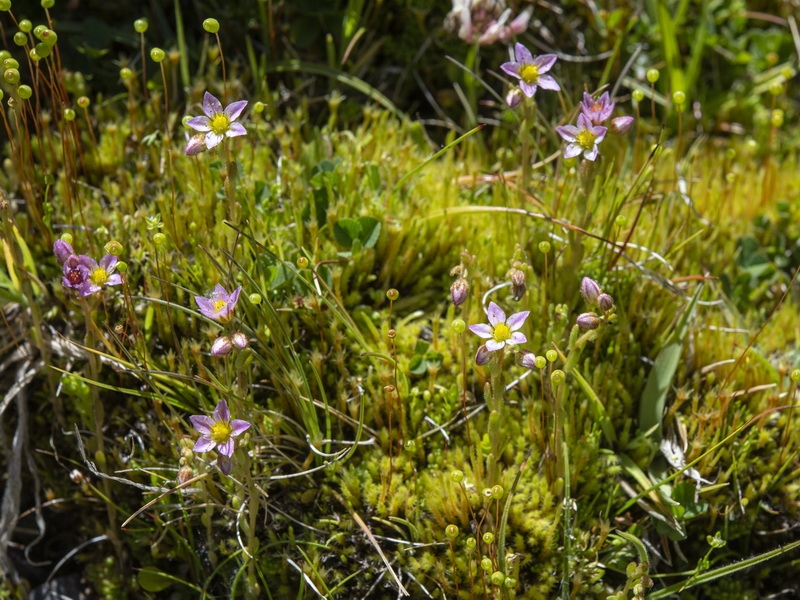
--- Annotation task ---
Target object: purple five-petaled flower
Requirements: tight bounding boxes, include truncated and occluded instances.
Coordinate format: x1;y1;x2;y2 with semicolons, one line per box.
189;400;251;475
580;91;615;125
76;254;123;297
556;113;608;162
500;43;560;98
194;284;242;323
468;301;529;352
185;91;247;155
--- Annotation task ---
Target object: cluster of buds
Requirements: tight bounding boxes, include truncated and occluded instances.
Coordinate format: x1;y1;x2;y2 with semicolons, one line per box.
444;0;531;46
210;331;249;356
577;276;615;330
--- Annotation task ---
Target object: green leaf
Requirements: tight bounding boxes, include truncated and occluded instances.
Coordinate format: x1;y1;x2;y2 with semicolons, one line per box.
333;218;362;248
409;354;426;375
357;216;381;248
137;566;174;592
639;284;703;440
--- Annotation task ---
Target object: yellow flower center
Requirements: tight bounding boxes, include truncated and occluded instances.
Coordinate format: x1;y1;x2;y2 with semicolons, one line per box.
213;299;228;313
520;64;539;85
210;113;231;135
576;129;597;150
493;323;512;343
590;103;602;112
210;421;233;444
90;267;108;286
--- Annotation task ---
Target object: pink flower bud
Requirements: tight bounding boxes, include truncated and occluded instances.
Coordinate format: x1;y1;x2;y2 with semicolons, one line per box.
518;349;537;369
580;277;602;306
185;133;207;156
451;278;469;306
475;344;491;366
506;87;524;109
610;116;634;135
53;239;75;264
598;293;615;313
577;312;601;330
509;268;526;301
210;336;232;356
231;332;249;350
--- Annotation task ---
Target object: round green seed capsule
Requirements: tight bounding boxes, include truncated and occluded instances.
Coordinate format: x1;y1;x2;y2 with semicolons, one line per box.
615;214;628;227
3;58;19;69
33;25;46;40
296;256;309;269
646;68;659;83
491;485;504;498
790;369;800;383
769;81;784;96
491;571;505;586
153;233;167;246
181;115;192;128
150;47;165;62
0;51;9;62
254;101;266;113
42;29;57;46
249;293;262;305
19;19;32;32
445;524;459;539
0;90;3;101
672;91;686;106
13;32;27;46
116;261;128;273
77;95;90;108
120;67;133;80
545;349;558;363
0;0;11;11
551;369;565;385
134;18;149;33
386;288;399;301
451;318;466;334
534;355;547;369
632;89;644;102
18;85;32;100
35;43;51;58
4;69;20;84
482;532;494;544
771;109;784;128
450;470;464;483
504;577;517;588
404;439;416;452
7;98;15;109
104;241;123;256
203;18;220;33
480;557;492;571
41;0;55;6
60;233;73;244
538;241;551;254
63;108;75;121
465;537;477;549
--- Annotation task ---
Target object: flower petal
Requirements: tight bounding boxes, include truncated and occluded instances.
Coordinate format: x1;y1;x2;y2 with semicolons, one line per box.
584;146;599;161
193;436;216;453
519;81;537;97
555;125;578;142
563;143;582;159
228;286;242;307
487;302;505;327
190;415;214;434
537;74;560;91
514;42;533;65
485;339;505;352
187;116;211;132
500;61;521;78
533;54;557;73
225;122;247;138
217;438;235;457
224;100;248;121
99;254;118;271
205;132;224;149
230;419;251;436
213;283;229;298
469;323;494;338
506;310;530;330
577;113;592;129
509;331;527;345
593;126;608;143
106;274;122;287
213;400;230;423
203;91;223;117
195;296;214;312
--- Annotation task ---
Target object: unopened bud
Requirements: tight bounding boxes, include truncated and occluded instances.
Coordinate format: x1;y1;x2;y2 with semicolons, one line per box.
475;344;491;366
210;336;232;356
177;466;193;485
518;350;537;369
450;277;469;306
577;312;601;330
505;87;523;109
610;116;634;135
580;277;602;306
53;239;74;264
598;293;615;313
231;332;249;350
509;268;526;301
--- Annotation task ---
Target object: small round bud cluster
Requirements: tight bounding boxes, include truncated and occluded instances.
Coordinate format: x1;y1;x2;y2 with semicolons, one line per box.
578;276;616;331
632;89;644;102
646;68;659;83
134;18;149;33
451;318;466;334
150;47;165;63
538;240;551;254
296;256;309;268
482;532;495;544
